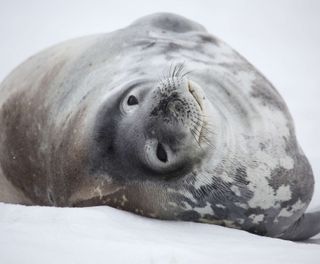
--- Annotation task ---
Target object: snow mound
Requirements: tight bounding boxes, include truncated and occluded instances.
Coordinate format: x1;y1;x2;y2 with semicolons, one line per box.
0;203;319;264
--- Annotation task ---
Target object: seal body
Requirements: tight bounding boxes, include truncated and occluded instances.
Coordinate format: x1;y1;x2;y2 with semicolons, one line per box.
0;13;318;240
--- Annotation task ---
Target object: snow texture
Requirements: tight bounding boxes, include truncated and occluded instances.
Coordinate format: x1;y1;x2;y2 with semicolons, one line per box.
0;0;320;263
0;203;319;264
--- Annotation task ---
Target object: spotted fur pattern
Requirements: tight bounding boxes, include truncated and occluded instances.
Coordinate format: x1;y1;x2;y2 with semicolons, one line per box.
0;13;317;240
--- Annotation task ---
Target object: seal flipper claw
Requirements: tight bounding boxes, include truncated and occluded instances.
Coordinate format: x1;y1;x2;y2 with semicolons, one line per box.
278;211;320;241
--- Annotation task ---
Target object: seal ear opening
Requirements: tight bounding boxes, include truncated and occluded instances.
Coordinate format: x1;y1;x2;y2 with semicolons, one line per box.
130;13;207;33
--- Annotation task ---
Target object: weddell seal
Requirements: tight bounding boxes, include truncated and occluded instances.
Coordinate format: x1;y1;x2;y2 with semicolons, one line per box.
0;13;319;240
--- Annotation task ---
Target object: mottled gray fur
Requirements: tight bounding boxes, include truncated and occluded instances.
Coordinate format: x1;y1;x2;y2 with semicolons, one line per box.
0;13;318;240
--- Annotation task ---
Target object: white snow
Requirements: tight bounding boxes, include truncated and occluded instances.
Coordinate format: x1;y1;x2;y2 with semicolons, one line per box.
0;203;319;264
0;0;320;263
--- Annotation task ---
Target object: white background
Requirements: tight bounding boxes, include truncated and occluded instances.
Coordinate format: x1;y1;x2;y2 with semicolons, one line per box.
0;1;320;263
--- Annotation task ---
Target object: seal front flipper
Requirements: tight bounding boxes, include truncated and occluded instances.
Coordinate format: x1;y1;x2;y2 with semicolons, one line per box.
278;211;320;241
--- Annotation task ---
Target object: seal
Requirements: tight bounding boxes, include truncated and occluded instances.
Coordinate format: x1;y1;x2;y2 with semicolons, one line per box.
0;13;319;241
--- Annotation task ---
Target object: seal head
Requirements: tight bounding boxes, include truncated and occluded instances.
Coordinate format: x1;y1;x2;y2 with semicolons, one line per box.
91;69;210;183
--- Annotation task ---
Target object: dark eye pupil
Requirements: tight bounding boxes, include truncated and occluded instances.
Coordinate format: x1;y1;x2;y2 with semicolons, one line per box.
156;143;168;163
127;95;138;105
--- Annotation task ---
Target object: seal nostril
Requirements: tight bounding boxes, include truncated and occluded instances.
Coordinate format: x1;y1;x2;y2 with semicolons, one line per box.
156;143;168;163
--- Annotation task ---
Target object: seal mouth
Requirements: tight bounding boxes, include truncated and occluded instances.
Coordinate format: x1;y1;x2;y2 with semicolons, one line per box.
188;81;204;111
187;80;207;144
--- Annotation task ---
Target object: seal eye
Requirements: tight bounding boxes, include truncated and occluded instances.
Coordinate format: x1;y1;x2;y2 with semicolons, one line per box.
156;143;168;163
127;95;139;105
